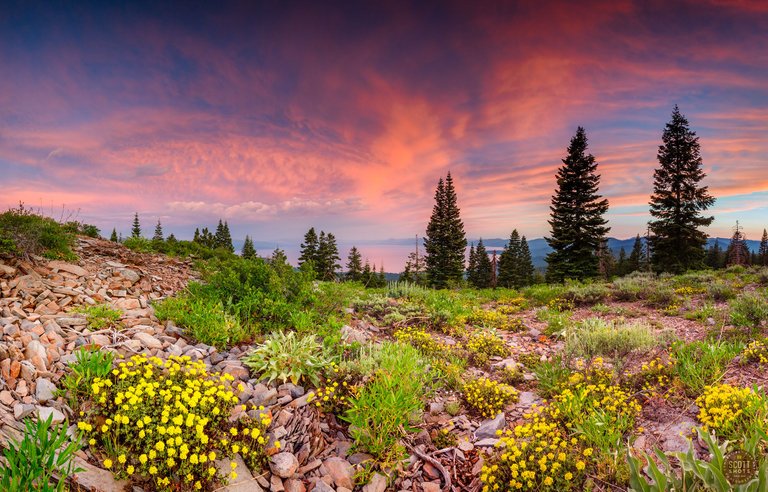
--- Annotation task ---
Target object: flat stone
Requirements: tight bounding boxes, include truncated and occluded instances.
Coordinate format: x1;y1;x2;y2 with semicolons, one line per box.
14;403;36;419
422;482;441;492
37;406;65;424
55;317;88;327
362;473;387;492
284;478;306;492
311;481;334;492
91;334;111;347
119;269;141;283
324;457;354;489
69;456;129;491
48;261;88;277
35;377;57;403
270;452;299;478
133;332;163;349
0;390;15;406
475;438;499;447
474;412;506;440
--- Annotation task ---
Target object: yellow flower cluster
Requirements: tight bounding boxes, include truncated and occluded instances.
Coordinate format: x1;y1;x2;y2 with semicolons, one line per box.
466;331;509;367
547;298;574;312
466;309;526;332
394;327;452;358
674;286;703;296
79;354;275;490
743;339;768;365
696;384;768;441
495;296;527;315
462;377;518;419
481;406;586;491
637;357;674;399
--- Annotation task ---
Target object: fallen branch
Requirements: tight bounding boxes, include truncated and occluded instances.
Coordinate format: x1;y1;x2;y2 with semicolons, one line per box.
407;444;452;492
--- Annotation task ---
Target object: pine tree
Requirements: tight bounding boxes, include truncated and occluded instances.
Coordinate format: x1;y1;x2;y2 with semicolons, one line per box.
759;229;768;266
193;228;201;243
706;240;723;269
316;232;341;280
627;235;645;273
424;173;467;288
361;260;373;287
648;106;715;273
378;264;386;285
241;235;256;259
222;222;234;252
346;246;363;281
400;237;427;285
214;220;225;248
472;239;493;288
166;233;177;244
498;230;521;288
199;228;215;249
110;228;118;242
519;236;535;287
597;239;615;279
616;247;627;276
153;220;164;242
466;243;478;286
725;223;749;266
298;227;319;269
131;213;141;238
546;127;610;282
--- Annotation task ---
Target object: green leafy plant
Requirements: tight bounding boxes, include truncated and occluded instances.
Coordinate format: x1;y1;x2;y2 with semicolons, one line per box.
628;428;768;492
533;356;572;399
243;330;330;386
730;291;768;330
672;340;742;396
0;415;84;492
342;342;429;464
61;347;114;407
0;204;75;260
73;304;122;330
565;318;657;362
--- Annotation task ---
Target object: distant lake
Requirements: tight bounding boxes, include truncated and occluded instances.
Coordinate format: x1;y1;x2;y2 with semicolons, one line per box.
249;242;420;273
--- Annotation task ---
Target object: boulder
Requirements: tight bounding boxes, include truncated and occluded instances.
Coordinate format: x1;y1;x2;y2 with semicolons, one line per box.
270;452;300;479
474;412;506;440
324;457;354;489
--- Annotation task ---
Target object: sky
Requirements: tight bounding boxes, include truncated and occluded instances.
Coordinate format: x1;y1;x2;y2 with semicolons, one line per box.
1;0;767;269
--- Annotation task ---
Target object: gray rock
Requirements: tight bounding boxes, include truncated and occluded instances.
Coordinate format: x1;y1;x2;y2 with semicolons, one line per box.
475;438;499;447
91;334;111;347
35;377;57;403
133;332;163;349
14;403;36;419
362;473;387;492
324;457;354;489
474;412;506;440
662;418;697;453
119;269;141;283
37;406;65;424
311;480;335;492
270;452;299;478
340;325;369;344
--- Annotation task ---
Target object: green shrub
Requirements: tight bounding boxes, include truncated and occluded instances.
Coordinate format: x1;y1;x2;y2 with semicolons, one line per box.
342;343;430;463
561;281;610;306
243;330;330;386
729;291;768;330
696;384;768;443
565;318;657;361
612;272;658;301
521;284;566;306
386;280;427;298
0;204;75;260
155;294;244;349
707;281;736;302
672;340;742;396
537;306;571;336
533;356;572;399
73;304;122;330
122;236;154;253
61;347;114;407
0;415;83;492
466;330;509;367
462;377;518;418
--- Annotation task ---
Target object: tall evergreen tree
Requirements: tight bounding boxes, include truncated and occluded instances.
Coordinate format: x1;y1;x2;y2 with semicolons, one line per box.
241;235;256;259
400;237;427;285
616;247;628;276
759;229;768;266
199;227;215;249
214;220;225;248
110;228;118;242
706;240;724;269
346;246;363;281
193;228;201;243
597;239;615;279
153;220;164;242
472;239;493;288
221;221;234;252
498;230;522;288
424;173;467;288
519;236;535;287
131;213;141;238
546;127;610;282
725;224;750;266
166;233;177;244
316;232;341;280
298;227;319;269
648;106;715;273
627;235;645;273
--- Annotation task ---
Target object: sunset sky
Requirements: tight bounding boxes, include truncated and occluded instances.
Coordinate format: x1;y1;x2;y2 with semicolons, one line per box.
2;0;767;263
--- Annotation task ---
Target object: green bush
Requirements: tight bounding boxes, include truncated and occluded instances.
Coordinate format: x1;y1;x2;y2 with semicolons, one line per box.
533;356;572;399
155;294;244;349
672;340;742;396
521;284;566;306
242;330;330;386
73;304;122;330
730;291;768;330
565;318;657;361
0;205;75;260
122;236;154;253
707;281;736;302
561;281;610;306
0;415;83;492
342;342;430;463
612;272;657;301
61;347;114;408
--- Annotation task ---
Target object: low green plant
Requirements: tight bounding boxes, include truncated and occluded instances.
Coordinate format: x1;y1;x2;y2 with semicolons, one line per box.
672;340;742;396
707;281;736;302
565;318;657;362
627;428;768;492
386;280;426;298
612;272;657;301
730;291;768;330
155;294;244;349
243;330;330;386
696;384;768;443
537;306;571;336
342;342;430;464
0;415;84;492
561;281;610;306
462;377;518;418
521;283;566;306
61;347;114;407
533;356;572;399
73;304;122;330
466;330;509;367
